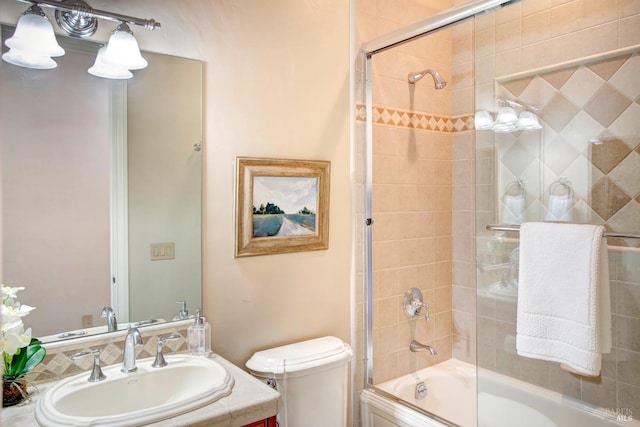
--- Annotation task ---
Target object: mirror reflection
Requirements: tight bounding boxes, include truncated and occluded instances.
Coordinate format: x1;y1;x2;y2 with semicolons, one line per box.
0;25;203;342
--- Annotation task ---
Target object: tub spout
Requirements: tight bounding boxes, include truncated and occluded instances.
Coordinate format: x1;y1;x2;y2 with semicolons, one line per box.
410;340;437;355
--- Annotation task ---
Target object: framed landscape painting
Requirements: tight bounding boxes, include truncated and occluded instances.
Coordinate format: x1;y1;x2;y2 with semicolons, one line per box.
235;157;330;257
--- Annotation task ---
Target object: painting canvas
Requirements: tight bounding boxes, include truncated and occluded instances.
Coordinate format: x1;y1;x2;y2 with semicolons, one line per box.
252;176;318;237
236;157;330;257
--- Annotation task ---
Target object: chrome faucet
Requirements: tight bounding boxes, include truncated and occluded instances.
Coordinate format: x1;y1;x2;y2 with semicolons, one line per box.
409;340;437;355
101;306;118;332
70;349;106;382
121;327;143;373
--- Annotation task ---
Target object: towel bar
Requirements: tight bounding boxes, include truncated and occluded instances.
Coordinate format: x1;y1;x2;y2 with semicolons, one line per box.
486;224;640;240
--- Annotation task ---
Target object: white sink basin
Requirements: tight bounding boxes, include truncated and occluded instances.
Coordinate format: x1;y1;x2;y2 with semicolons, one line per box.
35;354;234;426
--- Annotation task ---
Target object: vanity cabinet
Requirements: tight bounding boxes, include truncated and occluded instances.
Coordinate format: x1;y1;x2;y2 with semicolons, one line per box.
244;416;277;427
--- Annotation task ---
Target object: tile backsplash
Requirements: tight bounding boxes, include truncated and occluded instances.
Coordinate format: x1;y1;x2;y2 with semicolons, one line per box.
30;321;190;384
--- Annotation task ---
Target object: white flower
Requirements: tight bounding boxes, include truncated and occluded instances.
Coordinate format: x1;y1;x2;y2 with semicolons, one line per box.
2;320;31;358
2;285;25;308
1;303;35;319
1;285;25;300
1;284;36;358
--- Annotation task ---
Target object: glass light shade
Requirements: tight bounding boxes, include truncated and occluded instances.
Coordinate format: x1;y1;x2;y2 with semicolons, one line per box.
493;123;517;133
88;47;133;79
5;12;64;57
2;48;57;69
494;107;518;126
474;110;494;130
516;111;542;130
103;29;148;70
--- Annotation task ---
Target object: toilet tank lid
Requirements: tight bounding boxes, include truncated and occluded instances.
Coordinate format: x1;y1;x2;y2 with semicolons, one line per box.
246;336;352;375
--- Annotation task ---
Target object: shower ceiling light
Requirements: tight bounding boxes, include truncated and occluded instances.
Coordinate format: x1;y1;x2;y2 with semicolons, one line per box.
2;0;160;78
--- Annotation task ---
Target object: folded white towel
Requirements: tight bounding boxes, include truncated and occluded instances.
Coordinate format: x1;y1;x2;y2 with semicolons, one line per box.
502;194;525;225
545;194;573;222
516;222;611;377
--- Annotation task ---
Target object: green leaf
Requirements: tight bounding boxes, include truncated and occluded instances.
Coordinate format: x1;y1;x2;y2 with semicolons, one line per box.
7;339;46;377
23;346;46;373
8;348;27;377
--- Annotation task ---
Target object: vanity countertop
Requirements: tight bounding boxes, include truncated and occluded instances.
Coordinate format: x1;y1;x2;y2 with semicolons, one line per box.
0;354;280;427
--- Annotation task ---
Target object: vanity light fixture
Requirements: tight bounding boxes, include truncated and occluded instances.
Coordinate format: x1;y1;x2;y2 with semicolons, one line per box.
493;106;518;133
87;46;133;79
474;99;542;133
2;0;160;78
2;4;64;69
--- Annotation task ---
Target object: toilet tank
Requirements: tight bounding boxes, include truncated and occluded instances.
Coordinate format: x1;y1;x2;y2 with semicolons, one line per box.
246;336;352;427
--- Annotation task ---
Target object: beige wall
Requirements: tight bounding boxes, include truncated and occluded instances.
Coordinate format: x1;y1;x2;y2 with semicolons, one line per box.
127;53;203;323
0;48;111;336
0;0;351;368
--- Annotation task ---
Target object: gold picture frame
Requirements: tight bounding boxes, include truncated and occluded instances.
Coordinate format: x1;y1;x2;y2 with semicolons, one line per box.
235;157;330;257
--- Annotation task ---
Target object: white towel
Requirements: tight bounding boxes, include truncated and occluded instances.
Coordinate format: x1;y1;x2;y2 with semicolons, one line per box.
516;222;611;377
545;194;573;222
502;194;525;225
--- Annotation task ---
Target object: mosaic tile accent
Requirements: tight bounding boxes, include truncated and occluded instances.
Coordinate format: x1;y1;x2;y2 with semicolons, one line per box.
29;323;190;384
355;103;474;133
497;51;640;247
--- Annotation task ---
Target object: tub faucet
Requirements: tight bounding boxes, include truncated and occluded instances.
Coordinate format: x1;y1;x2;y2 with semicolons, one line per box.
101;306;118;332
409;340;437;355
121;327;143;373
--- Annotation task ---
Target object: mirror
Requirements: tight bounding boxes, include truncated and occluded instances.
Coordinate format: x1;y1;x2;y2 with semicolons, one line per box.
0;25;203;342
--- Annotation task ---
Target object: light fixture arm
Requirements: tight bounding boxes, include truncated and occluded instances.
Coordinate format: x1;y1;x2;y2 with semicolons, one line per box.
497;98;540;113
17;0;161;31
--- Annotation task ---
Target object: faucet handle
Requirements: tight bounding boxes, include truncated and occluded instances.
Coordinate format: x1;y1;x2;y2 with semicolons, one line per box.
152;334;181;368
403;288;430;322
71;349;106;382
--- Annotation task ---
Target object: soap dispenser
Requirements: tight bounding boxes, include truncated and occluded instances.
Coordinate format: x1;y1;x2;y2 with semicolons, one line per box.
188;308;210;356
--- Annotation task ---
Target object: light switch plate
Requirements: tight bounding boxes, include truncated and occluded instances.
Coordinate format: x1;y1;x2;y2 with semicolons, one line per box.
150;242;175;261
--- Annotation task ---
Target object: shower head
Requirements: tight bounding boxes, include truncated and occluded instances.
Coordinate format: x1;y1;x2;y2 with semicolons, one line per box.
408;69;447;89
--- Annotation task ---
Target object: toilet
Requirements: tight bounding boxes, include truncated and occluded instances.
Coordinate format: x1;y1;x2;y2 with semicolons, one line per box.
246;336;352;427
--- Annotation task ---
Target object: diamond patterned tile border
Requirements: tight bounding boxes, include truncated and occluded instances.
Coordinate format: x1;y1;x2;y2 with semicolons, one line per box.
355;104;473;133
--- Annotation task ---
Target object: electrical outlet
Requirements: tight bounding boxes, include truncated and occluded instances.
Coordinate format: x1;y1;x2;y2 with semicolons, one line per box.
82;314;93;328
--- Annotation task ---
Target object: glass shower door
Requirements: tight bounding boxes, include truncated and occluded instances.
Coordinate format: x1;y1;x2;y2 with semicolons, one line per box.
475;0;640;425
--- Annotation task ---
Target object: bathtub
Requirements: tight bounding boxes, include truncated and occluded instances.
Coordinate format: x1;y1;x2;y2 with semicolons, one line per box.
361;359;637;427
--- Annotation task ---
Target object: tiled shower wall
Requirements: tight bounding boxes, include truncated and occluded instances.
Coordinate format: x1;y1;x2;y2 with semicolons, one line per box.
353;4;477;424
494;51;640;248
356;0;454;388
475;0;640;416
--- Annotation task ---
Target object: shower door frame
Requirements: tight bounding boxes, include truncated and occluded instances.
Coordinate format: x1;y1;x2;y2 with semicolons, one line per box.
359;0;519;416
